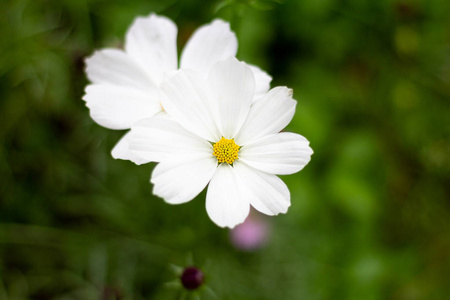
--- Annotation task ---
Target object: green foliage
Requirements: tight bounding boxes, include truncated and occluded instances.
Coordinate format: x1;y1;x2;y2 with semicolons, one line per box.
1;0;449;299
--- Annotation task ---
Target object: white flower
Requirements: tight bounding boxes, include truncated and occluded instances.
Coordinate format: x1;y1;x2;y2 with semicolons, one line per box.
128;57;313;228
82;13;271;164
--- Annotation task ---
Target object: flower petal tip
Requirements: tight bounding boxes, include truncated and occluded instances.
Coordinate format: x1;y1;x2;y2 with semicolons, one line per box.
287;88;293;97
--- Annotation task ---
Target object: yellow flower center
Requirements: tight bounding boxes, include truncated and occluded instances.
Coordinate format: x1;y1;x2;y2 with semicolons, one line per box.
212;137;240;164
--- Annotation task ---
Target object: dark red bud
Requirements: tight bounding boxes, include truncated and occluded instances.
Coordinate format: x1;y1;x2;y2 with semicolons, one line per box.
180;266;204;290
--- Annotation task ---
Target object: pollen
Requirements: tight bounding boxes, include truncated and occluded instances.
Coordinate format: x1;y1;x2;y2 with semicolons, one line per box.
213;137;240;164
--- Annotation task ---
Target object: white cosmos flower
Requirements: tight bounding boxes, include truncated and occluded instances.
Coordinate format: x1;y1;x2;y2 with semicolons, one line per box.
128;57;313;228
83;13;272;164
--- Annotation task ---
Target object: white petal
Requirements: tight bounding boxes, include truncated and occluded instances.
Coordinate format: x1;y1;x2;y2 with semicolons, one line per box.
125;13;177;83
206;164;250;228
151;156;217;204
207;58;255;138
83;84;161;130
111;132;152;165
128;115;212;163
249;65;272;102
235;86;296;145
159;70;220;141
180;19;237;74
234;162;290;216
85;49;156;91
239;132;313;175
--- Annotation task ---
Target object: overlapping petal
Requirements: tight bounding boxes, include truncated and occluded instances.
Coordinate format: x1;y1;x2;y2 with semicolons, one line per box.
180;20;238;74
85;49;156;91
249;65;272;102
234;162;290;216
151;156;217;204
159;70;220;141
206;164;250;228
125;14;178;83
235;86;296;145
83;84;161;130
129;115;213;163
207;58;255;139
239;132;313;175
111;132;152;165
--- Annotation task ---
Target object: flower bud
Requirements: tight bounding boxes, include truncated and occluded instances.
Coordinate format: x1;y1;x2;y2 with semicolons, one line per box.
180;266;204;290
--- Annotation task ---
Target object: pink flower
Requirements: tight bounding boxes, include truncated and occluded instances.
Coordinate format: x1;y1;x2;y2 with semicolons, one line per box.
230;213;270;251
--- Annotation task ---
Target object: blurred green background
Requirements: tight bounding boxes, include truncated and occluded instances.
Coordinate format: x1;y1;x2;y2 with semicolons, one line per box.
1;0;450;299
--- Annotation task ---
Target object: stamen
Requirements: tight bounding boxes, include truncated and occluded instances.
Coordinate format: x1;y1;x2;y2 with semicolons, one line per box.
213;137;240;164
